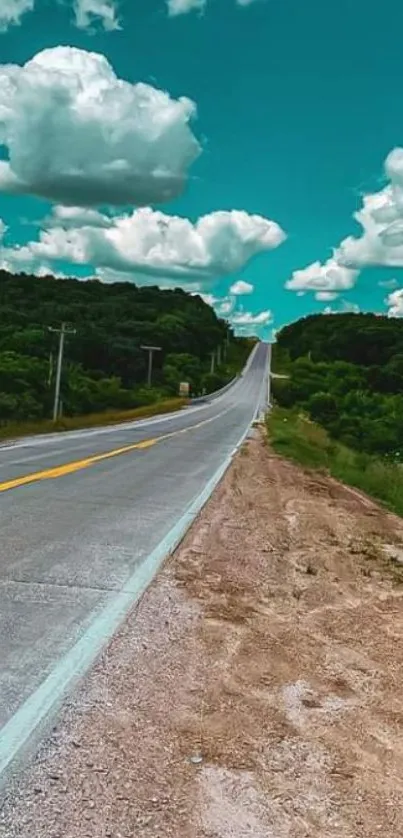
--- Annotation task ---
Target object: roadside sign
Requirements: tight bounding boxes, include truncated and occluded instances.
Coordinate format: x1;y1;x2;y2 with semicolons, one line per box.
179;381;190;397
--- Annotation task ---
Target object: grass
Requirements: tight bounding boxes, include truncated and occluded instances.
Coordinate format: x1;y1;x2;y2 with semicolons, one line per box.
0;398;187;442
267;406;403;518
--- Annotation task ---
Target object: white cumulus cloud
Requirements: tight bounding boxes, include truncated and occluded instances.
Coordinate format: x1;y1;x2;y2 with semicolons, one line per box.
230;308;272;337
386;288;403;317
18;206;285;281
46;205;115;229
216;299;234;316
229;279;254;295
336;184;403;269
73;0;120;30
315;291;338;302
286;148;403;300
0;47;200;207
333;153;403;271
285;258;358;295
0;0;33;31
323;300;360;316
231;309;272;326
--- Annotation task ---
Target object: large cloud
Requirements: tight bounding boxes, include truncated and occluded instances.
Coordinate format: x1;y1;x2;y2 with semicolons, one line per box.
321;152;403;274
0;47;201;207
13;206;285;281
73;0;120;30
286;148;403;301
0;0;33;30
336;178;403;269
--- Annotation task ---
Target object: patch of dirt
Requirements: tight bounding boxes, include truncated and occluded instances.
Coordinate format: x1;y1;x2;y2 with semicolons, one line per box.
2;430;403;837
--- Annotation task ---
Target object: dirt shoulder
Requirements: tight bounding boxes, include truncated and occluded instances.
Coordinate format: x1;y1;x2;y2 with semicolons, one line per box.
3;429;403;837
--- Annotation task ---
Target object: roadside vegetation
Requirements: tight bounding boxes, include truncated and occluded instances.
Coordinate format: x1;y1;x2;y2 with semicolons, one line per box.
268;312;403;516
0;270;251;433
267;407;403;516
272;313;403;460
0;398;187;442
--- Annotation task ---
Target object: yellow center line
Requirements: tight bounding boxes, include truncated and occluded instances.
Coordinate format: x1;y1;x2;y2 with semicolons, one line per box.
0;438;159;494
0;405;232;494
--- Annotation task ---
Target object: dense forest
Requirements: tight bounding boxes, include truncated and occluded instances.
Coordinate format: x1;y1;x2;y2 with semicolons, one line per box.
0;270;249;424
273;313;403;458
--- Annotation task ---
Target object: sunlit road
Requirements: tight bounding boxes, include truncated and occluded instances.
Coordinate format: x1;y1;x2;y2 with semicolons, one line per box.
0;342;269;779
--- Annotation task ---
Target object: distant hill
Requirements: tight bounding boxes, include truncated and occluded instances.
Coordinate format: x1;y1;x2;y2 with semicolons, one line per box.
278;312;403;367
0;270;248;423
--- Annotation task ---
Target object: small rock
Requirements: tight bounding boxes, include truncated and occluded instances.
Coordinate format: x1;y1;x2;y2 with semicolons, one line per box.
189;754;203;765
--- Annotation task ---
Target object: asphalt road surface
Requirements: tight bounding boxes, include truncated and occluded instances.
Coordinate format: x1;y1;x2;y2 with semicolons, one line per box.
0;341;269;778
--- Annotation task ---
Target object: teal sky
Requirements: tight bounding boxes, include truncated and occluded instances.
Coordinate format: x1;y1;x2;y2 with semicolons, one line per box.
1;0;403;334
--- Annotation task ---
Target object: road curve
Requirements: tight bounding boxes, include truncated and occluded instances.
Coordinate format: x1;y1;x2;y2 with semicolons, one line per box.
0;341;269;779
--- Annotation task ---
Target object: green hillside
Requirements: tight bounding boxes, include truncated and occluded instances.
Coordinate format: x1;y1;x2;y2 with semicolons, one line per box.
0;270;249;424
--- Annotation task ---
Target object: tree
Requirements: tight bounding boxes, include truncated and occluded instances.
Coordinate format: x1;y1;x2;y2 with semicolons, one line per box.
0;269;249;422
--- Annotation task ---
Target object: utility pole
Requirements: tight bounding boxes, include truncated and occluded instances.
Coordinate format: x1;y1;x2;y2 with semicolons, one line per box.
47;350;54;387
210;351;215;375
48;323;76;421
141;345;162;387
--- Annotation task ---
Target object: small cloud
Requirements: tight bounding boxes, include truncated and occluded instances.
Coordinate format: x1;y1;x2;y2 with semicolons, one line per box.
216;299;234;316
386;288;403;317
167;0;206;16
229;279;254;296
231;309;272;326
167;0;258;15
315;291;338;302
340;299;360;314
378;278;399;289
73;0;121;30
0;0;33;32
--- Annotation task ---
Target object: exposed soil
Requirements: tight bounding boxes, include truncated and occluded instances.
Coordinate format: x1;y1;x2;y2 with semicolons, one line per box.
2;429;403;837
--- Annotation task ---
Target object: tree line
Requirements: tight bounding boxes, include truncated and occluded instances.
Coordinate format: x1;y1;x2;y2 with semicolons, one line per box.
273;313;403;458
0;270;250;423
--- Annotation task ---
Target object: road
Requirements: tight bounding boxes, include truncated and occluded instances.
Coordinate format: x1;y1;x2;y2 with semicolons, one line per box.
0;341;269;779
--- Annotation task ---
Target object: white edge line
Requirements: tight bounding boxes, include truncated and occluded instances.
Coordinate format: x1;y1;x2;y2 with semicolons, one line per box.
0;382;263;779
